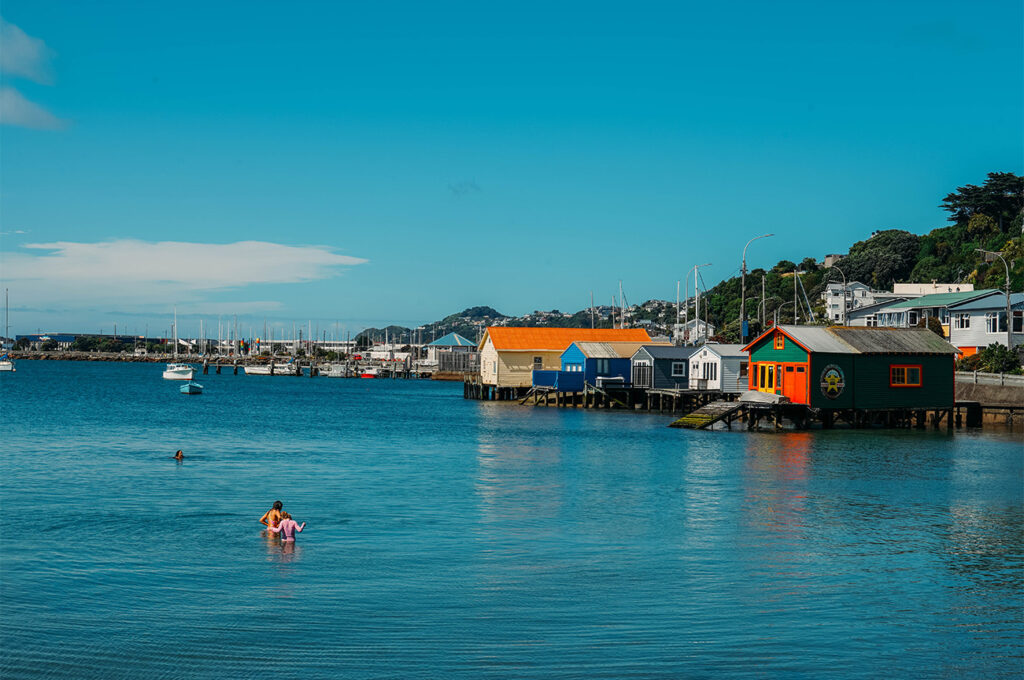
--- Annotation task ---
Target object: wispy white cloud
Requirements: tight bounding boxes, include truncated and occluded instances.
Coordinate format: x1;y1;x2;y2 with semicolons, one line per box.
3;239;369;309
0;17;54;84
0;17;64;130
0;86;64;129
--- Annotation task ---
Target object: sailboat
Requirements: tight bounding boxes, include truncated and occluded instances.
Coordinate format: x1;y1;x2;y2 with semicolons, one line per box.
1;289;14;372
163;306;194;380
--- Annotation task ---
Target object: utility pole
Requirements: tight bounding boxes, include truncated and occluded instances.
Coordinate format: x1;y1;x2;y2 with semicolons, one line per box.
740;233;773;343
760;275;766;326
590;291;595;329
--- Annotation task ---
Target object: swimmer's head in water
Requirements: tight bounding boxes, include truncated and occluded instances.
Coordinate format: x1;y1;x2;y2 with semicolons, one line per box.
174;450;183;458
273;500;283;511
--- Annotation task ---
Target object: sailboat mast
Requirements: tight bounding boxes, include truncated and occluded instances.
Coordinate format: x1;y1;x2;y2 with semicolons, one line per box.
173;306;178;360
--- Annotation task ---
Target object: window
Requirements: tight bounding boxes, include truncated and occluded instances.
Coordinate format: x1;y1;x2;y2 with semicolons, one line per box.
908;311;919;326
864;315;877;327
595;359;610;375
671;361;686;377
739;361;748;377
986;312;1006;334
1014;311;1023;334
890;364;922;387
953;313;970;330
774;334;785;350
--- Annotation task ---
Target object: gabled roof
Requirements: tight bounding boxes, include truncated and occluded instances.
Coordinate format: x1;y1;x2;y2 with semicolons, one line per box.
770;325;856;353
694;343;746;358
634;344;698;360
845;298;908;316
743;324;959;355
481;327;652;351
883;290;999;310
570;341;660;359
948;292;1024;312
426;332;475;347
828;327;961;354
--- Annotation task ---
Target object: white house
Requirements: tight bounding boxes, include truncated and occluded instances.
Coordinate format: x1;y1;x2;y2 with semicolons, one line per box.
672;318;716;346
688;343;748;393
947;292;1024;356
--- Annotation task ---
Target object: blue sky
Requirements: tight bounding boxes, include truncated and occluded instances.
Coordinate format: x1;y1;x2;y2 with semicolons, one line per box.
2;1;1021;338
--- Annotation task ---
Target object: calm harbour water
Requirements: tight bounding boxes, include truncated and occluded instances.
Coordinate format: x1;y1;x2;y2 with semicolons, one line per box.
1;361;1022;679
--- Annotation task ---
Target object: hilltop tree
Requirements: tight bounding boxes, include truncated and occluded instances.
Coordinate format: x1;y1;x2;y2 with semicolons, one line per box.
941;172;1024;232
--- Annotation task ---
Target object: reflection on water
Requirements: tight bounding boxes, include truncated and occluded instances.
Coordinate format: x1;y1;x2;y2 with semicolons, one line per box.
2;362;1022;679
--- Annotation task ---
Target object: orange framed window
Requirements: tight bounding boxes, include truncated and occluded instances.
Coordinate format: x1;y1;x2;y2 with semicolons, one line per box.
890;364;922;387
773;334;785;350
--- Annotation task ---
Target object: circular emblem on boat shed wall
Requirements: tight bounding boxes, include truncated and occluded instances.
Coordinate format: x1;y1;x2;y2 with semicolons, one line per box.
819;364;845;399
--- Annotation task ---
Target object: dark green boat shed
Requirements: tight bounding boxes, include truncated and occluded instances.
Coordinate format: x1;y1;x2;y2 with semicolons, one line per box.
742;325;959;410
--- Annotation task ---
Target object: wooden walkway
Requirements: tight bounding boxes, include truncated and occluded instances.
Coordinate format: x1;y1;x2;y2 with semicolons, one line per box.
669;400;745;429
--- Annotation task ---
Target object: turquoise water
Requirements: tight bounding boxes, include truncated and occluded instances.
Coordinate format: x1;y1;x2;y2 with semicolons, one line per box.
2;361;1022;679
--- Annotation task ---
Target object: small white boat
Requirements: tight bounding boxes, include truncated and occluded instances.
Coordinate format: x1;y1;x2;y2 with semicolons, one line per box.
163;363;195;380
359;367;379;379
180;381;203;394
0;356;14;372
243;361;300;376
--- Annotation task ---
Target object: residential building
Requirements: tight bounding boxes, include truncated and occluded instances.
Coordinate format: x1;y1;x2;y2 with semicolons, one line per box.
874;290;1000;336
947;292;1024;356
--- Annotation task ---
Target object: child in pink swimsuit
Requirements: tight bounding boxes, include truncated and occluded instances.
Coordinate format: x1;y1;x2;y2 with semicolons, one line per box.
268;512;306;541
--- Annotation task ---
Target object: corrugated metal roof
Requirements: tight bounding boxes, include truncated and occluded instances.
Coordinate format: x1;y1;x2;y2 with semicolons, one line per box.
948;292;1024;311
638;345;699;360
884;290;998;309
483;327;652;351
426;332;475;347
699;343;746;358
828;327;959;354
777;325;858;354
573;341;660;358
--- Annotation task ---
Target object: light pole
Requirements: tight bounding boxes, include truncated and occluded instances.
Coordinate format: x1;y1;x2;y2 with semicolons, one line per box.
977;249;1013;350
774;301;793;326
685;262;712;345
740;233;773;344
829;265;847;325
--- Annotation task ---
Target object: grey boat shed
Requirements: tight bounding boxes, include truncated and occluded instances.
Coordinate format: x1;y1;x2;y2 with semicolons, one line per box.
630;345;698;389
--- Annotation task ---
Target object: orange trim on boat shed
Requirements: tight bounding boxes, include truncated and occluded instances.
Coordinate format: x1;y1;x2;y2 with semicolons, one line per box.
479;327;652;351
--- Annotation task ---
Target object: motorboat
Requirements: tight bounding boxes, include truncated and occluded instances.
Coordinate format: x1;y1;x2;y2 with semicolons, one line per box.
359;367;379;378
0;354;14;372
244;361;300;376
180;381;203;394
163;363;194;380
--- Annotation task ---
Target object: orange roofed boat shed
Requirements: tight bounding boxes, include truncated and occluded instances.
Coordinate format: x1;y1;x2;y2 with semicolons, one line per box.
478;327;653;388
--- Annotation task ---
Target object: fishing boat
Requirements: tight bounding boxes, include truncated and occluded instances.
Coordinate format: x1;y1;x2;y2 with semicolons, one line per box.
180;381;203;394
0;353;14;372
359;367;379;379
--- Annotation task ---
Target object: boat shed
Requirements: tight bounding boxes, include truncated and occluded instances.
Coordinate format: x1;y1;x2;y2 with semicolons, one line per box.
559;341;662;389
743;325;959;409
424;332;476;363
631;345;698;389
688;344;748;393
478;327;652;388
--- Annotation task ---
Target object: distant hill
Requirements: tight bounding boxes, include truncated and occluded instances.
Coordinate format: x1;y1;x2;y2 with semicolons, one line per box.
357;172;1021;348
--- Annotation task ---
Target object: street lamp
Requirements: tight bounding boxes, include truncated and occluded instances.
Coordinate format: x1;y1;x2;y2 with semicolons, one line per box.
773;300;794;326
740;234;774;344
976;248;1013;350
685;262;712;345
828;265;848;325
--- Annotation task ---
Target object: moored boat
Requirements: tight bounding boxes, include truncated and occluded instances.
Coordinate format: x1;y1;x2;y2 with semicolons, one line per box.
163;363;194;380
359;367;379;378
180;381;203;394
0;354;14;372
